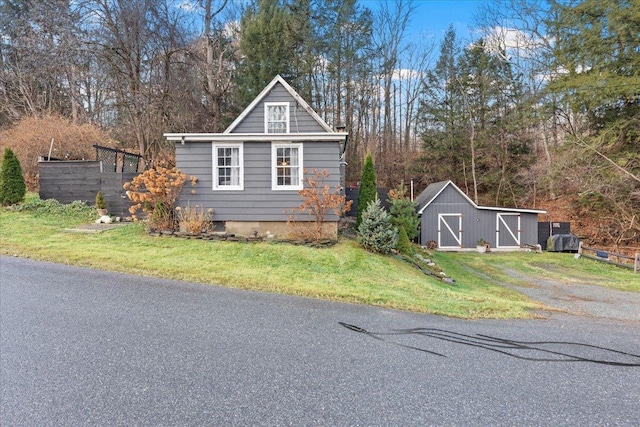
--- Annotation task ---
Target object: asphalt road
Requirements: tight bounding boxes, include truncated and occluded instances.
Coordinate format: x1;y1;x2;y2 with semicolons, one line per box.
1;256;639;426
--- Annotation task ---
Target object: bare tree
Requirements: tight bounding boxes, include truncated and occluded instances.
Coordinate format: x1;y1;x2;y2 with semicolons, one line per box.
83;0;190;164
0;0;85;124
199;0;237;132
373;0;414;185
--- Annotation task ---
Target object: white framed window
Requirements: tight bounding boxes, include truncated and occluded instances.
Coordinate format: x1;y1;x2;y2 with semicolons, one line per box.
265;102;289;133
213;143;243;190
272;143;303;190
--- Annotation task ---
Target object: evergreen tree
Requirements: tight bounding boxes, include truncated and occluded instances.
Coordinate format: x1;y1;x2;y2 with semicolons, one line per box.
286;0;321;102
357;198;398;254
415;25;466;186
549;0;639;124
356;150;376;228
237;0;298;106
388;183;419;240
322;0;373;129
395;224;415;256
0;148;26;206
457;38;534;206
547;0;640;241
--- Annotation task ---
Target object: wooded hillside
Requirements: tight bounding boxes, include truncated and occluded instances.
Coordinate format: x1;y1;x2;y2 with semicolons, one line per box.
1;0;637;248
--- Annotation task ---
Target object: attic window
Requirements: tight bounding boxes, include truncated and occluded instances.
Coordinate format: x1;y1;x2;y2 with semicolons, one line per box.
265;102;289;133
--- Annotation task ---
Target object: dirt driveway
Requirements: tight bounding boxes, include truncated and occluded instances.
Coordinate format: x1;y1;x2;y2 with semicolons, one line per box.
499;265;640;322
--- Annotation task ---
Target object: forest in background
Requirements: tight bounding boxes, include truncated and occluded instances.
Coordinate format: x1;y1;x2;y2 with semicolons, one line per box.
0;0;638;248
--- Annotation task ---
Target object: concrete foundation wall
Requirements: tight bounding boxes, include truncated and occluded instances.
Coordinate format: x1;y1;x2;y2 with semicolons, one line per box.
225;221;338;240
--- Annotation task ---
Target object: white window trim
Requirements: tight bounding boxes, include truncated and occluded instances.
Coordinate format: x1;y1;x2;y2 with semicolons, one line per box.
264;102;290;134
271;142;303;191
212;142;244;191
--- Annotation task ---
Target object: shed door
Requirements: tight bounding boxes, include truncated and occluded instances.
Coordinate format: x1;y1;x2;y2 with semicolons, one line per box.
438;214;463;248
496;213;521;248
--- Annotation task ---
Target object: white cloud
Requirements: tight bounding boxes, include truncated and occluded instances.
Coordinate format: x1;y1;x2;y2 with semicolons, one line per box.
483;26;548;60
392;68;423;81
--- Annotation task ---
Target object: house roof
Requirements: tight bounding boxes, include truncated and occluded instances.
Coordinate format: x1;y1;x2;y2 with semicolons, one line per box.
164;75;346;143
416;180;546;215
225;75;334;134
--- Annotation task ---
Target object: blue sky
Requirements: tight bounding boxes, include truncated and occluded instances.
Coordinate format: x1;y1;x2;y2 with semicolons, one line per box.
361;0;490;44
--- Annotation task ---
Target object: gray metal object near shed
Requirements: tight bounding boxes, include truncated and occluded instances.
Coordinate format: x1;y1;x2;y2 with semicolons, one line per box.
416;180;546;251
164;75;348;239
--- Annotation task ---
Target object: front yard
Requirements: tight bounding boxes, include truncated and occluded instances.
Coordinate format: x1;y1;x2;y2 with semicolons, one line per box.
1;197;636;319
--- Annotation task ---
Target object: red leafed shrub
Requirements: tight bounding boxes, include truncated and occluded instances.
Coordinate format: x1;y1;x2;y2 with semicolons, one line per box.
287;168;352;242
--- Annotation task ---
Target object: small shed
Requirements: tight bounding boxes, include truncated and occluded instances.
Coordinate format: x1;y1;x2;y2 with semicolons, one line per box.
416;180;546;251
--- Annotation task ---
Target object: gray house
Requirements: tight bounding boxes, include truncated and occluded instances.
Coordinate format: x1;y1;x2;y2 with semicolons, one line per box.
164;75;347;239
416;180;546;251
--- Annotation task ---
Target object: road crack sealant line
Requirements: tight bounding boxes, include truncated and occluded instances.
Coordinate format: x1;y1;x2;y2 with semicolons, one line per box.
338;322;640;367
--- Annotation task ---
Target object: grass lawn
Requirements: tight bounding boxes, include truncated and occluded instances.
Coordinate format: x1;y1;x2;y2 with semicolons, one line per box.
1;196;637;319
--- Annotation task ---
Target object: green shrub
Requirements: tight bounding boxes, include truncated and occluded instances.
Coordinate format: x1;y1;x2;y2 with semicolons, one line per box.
395;225;415;256
356;151;377;229
357;198;398;254
11;198;95;220
388;184;420;241
0;147;26;206
95;191;107;209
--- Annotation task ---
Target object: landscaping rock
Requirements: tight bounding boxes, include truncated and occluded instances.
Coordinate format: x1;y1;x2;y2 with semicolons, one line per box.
95;215;113;224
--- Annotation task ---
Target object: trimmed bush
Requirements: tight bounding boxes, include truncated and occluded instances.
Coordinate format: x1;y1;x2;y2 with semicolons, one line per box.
0;147;26;206
95;191;107;209
357;198;398;254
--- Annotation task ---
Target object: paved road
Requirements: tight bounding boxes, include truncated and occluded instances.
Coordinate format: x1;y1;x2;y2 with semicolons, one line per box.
1;256;639;426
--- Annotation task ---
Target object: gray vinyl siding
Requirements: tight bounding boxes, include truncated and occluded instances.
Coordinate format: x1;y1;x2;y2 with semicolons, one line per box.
420;186;480;248
420;186;540;248
176;140;341;221
232;85;326;134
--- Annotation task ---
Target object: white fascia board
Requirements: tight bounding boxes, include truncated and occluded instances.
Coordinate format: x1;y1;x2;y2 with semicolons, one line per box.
416;180;546;215
224;76;282;134
165;132;348;142
223;75;334;134
477;206;547;214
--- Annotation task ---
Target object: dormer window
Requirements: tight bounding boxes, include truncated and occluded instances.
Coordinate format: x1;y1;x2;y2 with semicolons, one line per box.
265;102;289;133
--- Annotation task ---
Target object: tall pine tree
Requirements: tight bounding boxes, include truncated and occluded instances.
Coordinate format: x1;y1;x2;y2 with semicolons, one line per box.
237;0;299;106
415;26;466;187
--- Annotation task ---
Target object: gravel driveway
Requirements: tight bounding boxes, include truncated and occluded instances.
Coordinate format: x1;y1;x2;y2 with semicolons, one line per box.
500;267;640;322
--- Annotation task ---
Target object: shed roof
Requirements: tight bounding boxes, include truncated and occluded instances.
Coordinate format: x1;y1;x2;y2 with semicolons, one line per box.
416;180;546;215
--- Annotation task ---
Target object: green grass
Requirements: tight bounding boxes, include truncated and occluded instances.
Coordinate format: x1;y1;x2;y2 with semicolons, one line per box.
436;251;639;293
2;195;637;319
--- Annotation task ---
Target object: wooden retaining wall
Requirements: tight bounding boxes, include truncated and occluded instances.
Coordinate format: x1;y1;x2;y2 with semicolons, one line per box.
38;160;137;217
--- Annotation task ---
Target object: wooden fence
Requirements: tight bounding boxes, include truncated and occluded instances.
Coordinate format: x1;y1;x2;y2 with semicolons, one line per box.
39;160;137;217
577;242;640;273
